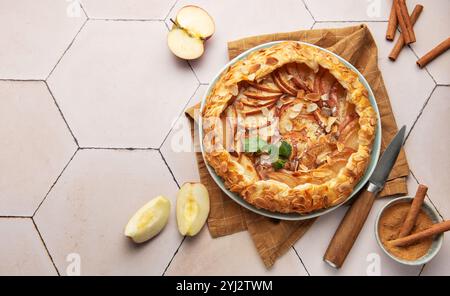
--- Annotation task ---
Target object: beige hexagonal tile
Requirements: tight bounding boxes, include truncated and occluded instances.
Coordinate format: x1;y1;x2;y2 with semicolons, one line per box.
81;0;177;20
165;228;308;275
304;0;390;21
313;22;435;134
0;218;57;276
166;0;314;83
294;200;422;275
0;0;86;79
0;81;77;216
160;85;208;185
405;86;450;219
47;20;198;148
408;0;450;84
34;149;182;275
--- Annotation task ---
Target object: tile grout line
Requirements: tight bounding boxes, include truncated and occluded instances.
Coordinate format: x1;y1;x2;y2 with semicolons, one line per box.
159;83;201;150
0;79;44;82
418;263;426;276
409;170;445;219
300;0;316;22
406;45;438;85
32;148;79;217
78;0;89;19
158;149;180;188
314;20;388;23
292;246;310;276
89;18;165;22
44;81;80;147
0;215;31;219
45;18;88;81
162;236;186;276
79;146;158;151
163;0;180;22
404;84;437;143
31;218;61;276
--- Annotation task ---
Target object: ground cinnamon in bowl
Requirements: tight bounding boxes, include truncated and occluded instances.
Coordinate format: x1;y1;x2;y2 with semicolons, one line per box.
378;201;434;261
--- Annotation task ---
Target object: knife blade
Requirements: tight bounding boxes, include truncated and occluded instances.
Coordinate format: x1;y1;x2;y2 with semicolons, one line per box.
367;125;406;192
323;125;406;269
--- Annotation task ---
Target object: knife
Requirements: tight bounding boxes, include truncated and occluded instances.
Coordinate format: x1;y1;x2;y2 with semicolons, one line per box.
323;125;406;268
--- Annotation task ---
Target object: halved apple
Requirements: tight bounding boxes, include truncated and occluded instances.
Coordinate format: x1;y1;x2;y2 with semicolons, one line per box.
124;196;171;243
167;28;204;60
175;5;215;39
176;183;210;236
167;6;215;60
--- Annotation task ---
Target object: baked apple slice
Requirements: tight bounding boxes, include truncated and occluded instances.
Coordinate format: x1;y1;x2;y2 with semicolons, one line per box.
176;182;210;236
247;76;281;93
272;69;297;96
243;88;282;100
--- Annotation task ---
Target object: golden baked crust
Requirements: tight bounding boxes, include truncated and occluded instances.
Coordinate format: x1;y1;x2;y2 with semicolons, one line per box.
202;41;377;214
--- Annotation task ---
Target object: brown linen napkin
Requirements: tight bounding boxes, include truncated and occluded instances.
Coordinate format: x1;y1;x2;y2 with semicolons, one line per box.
185;25;409;268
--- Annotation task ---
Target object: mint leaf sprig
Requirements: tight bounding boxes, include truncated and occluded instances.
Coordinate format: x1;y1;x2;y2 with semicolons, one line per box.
243;138;292;170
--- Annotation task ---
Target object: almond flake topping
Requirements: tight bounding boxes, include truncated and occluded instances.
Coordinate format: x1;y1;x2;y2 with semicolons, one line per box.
306;103;318;113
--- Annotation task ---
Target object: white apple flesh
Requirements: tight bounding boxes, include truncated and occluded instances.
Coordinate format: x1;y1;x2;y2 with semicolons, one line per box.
176;183;210;236
176;5;215;39
124;196;171;243
167;28;204;60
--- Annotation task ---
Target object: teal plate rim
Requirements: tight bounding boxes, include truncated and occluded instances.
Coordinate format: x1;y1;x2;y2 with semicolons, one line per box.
199;41;382;221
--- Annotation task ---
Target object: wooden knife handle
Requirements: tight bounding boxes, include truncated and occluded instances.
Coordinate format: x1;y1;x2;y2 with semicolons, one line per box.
323;189;377;268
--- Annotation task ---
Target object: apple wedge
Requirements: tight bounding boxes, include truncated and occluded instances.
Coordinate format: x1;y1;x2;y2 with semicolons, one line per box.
247;77;281;93
176;183;210;236
124;196;171;243
272;70;297;96
167;28;204;60
175;5;215;39
243;88;282;100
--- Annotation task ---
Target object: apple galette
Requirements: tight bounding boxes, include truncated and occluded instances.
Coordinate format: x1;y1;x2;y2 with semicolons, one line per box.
202;41;377;214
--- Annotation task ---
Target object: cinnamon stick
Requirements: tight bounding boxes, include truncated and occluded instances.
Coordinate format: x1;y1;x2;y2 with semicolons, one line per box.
389;220;450;247
399;184;427;237
389;5;423;61
417;37;450;68
394;0;416;44
386;1;398;41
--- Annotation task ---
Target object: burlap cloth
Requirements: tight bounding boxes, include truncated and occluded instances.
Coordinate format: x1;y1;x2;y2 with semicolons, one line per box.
185;25;409;268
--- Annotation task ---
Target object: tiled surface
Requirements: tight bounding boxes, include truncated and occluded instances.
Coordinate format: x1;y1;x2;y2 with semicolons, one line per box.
0;81;77;216
405;87;450;219
166;229;308;276
34;150;182;275
0;218;57;276
408;0;450;84
304;0;390;21
80;0;177;20
160;85;207;185
47;21;198;148
166;0;315;83
0;0;86;79
0;0;448;276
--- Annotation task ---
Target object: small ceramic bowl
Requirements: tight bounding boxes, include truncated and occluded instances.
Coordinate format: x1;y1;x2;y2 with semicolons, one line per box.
375;196;444;266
